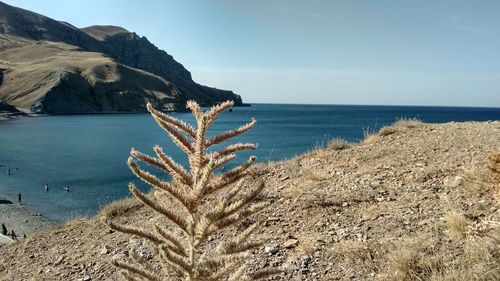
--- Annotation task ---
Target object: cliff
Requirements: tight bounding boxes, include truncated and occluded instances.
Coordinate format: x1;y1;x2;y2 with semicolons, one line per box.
0;1;242;114
0;97;25;120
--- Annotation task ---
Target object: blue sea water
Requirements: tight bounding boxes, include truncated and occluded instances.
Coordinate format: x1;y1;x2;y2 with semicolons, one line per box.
0;104;499;222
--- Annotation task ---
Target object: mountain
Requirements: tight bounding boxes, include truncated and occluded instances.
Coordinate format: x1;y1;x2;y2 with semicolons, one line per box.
0;99;18;112
0;1;242;114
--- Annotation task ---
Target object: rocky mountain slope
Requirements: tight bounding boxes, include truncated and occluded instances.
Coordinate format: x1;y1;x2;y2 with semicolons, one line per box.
0;1;241;113
0;99;17;112
0;99;25;120
0;120;498;280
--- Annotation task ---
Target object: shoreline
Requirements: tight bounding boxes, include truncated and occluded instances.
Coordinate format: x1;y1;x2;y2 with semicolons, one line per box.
0;195;59;243
0;112;28;121
0;103;252;122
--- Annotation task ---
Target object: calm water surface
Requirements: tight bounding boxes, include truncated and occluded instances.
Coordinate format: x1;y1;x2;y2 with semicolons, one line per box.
0;104;499;221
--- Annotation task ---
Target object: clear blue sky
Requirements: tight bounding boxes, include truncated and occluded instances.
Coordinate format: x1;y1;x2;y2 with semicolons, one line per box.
4;0;500;107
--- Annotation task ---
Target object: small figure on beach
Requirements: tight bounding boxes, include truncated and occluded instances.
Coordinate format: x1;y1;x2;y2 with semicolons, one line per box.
64;186;70;192
18;192;22;204
10;230;16;240
2;223;7;235
44;184;49;192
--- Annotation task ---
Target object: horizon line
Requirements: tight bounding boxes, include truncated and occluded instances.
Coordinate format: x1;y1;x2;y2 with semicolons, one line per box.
244;101;500;110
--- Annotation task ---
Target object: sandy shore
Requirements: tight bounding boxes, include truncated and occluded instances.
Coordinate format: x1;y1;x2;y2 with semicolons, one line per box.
0;196;58;242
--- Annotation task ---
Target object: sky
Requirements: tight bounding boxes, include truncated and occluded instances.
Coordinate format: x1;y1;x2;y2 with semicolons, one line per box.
4;0;500;107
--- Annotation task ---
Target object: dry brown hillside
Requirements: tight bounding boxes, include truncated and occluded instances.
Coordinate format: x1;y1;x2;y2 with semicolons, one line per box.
0;35;184;113
0;120;499;281
0;1;243;113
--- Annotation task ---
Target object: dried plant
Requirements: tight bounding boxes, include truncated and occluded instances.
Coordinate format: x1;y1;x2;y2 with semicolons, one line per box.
488;152;500;177
378;126;397;136
393;117;422;129
328;138;350;151
103;100;279;280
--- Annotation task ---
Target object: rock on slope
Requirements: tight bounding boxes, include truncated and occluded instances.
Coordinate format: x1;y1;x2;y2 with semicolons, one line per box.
0;1;241;113
0;121;498;280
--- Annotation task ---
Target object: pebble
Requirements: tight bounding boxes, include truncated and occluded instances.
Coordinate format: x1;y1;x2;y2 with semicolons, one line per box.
443;176;464;187
283;239;299;248
264;246;278;255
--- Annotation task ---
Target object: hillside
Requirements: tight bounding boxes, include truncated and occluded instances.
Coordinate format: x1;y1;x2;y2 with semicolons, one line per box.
0;99;25;120
0;120;498;280
0;1;242;113
0;36;183;113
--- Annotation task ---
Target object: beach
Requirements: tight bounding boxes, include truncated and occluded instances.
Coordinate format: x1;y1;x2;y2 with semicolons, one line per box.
0;195;58;242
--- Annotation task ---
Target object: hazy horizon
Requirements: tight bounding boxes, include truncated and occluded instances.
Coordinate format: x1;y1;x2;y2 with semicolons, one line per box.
3;0;500;107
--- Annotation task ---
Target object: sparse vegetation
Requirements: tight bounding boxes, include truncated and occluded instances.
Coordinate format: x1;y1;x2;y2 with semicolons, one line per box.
445;212;469;240
394;117;423;128
488;152;500;176
99;198;142;221
363;127;379;144
382;235;445;281
328;240;376;270
1;121;499;281
103;101;279;280
329;138;350;150
307;171;329;182
378;126;397;136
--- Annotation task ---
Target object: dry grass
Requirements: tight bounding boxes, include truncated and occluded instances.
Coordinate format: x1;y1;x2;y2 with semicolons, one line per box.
460;153;500;202
98;197;141;221
329;138;350;151
381;235;445;281
380;222;500;281
364;118;422;144
427;235;500;281
329;240;374;266
488;152;500;176
297;234;318;256
445;212;469;240
394;117;423;128
363;127;379;144
308;171;330;181
378;126;397;136
466;216;500;239
359;202;390;221
285;181;310;200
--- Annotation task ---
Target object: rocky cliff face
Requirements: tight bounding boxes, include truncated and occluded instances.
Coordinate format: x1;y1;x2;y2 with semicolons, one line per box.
0;100;18;113
0;39;186;113
0;1;242;114
82;26;193;82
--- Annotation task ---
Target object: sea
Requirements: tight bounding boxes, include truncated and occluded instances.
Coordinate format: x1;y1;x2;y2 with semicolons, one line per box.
0;103;499;222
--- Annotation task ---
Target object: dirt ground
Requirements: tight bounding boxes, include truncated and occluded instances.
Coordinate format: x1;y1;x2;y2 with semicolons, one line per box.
0;120;499;280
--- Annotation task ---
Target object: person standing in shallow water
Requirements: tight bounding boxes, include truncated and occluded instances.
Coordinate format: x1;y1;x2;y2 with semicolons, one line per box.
44;184;49;192
18;192;22;204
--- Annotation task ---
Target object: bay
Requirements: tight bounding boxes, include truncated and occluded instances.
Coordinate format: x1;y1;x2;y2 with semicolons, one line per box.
0;103;499;222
